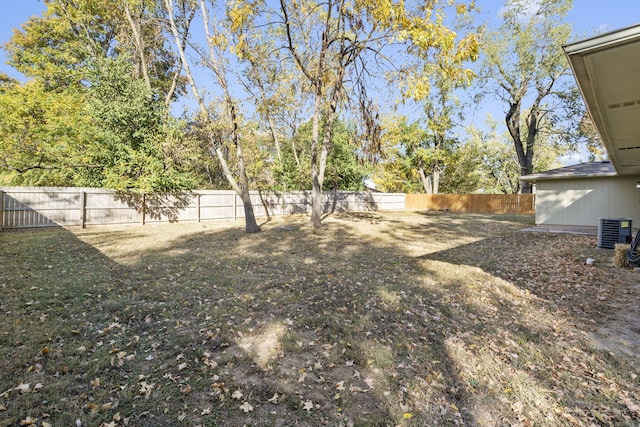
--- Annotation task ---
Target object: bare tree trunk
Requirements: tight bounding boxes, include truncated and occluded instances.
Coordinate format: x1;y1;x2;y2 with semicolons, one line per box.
309;89;324;227
212;145;260;232
282;0;344;228
164;0;260;232
124;3;152;92
240;192;260;231
418;167;432;194
432;167;440;194
267;115;282;163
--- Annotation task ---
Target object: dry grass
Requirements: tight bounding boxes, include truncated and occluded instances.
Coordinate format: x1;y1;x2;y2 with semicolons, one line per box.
614;243;630;268
1;211;639;426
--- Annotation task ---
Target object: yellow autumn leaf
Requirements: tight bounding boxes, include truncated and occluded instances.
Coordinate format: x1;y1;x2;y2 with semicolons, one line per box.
86;402;99;411
15;383;31;394
19;416;36;426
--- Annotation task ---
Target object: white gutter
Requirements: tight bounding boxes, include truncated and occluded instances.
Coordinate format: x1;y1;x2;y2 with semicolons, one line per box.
564;24;640;55
563;23;640;175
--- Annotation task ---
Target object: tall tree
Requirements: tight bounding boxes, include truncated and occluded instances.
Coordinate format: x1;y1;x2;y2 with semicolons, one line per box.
232;21;304;168
231;0;479;227
456;118;563;194
163;0;261;232
479;0;577;193
273;118;370;191
418;81;463;194
86;56;195;191
1;0;197;189
4;0;182;99
374;115;459;194
396;3;479;194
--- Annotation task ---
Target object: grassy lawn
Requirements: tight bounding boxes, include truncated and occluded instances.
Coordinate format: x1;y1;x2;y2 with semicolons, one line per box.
1;211;639;426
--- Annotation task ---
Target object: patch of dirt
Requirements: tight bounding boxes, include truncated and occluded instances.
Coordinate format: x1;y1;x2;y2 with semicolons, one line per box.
588;281;640;356
425;225;640;356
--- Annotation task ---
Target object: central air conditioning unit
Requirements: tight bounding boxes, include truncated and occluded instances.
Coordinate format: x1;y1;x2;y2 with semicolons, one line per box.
597;218;632;249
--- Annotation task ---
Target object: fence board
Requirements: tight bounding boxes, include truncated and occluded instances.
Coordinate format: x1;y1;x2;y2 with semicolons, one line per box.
406;193;535;215
0;187;405;230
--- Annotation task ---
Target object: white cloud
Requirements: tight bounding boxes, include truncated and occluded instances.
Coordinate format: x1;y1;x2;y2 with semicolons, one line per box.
498;0;543;23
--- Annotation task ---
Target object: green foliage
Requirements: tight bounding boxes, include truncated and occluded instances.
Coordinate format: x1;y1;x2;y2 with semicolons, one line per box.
479;0;577;193
85;57;195;191
5;0;182;98
0;0;586;196
1;0;199;190
373;157;423;194
0;58;198;190
0;80;96;186
5;0;117;89
373;115;457;194
451;120;563;194
272;119;370;191
436;141;484;194
324;125;372;191
272;142;309;191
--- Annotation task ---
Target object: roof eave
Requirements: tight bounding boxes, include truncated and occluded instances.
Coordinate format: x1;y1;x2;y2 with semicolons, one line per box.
520;172;618;183
563;24;640;176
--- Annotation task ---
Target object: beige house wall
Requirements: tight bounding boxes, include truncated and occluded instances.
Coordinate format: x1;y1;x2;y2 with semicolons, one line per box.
535;176;640;226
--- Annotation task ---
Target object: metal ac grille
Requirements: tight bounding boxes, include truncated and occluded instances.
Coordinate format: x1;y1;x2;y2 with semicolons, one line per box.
598;218;632;249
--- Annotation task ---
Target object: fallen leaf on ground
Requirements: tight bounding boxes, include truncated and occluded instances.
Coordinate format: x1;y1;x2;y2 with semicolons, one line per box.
15;383;30;394
302;400;314;411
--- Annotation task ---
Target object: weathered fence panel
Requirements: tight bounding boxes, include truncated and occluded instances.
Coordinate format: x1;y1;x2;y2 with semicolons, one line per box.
406;193;535;215
0;187;406;230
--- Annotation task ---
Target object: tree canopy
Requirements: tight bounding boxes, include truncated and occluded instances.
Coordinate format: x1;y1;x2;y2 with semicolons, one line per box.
0;0;598;210
478;0;583;193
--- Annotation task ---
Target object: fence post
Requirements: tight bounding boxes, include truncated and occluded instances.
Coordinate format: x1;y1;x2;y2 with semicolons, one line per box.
142;193;146;225
532;194;536;212
81;191;87;228
517;194;521;215
0;190;4;232
233;192;237;221
197;193;201;223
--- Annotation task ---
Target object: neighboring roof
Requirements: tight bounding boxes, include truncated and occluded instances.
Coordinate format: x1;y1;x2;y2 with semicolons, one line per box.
520;161;617;183
564;24;640;176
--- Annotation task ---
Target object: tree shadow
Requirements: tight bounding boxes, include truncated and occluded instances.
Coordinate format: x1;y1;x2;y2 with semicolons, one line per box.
125;217;479;425
113;190;196;223
2;213;638;426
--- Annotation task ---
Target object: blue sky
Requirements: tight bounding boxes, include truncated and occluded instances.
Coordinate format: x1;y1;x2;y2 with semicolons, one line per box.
2;0;638;80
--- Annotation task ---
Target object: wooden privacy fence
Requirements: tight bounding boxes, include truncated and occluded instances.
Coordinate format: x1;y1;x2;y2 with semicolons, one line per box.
0;187;405;230
406;193;535;215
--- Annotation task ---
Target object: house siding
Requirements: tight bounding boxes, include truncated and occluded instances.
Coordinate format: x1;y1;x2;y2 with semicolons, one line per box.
536;176;640;226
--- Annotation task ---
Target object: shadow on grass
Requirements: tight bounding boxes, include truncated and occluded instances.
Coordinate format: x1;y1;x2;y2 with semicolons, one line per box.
419;226;640;424
1;212;638;426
